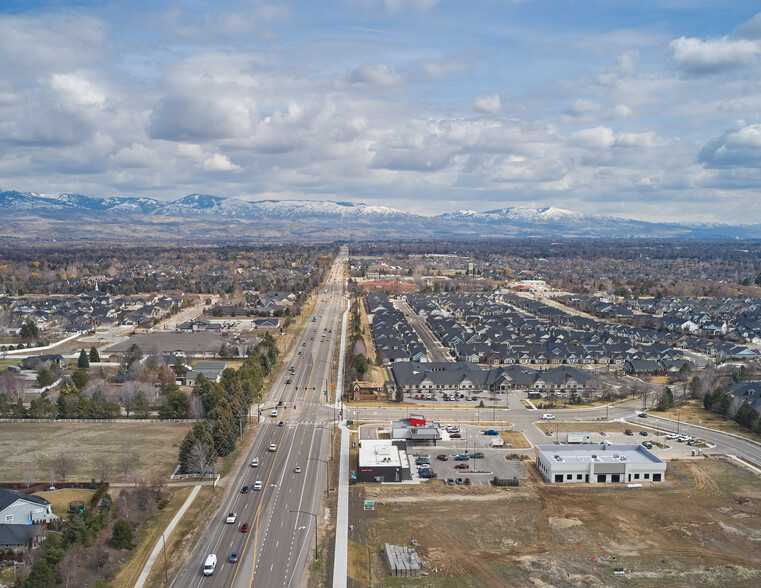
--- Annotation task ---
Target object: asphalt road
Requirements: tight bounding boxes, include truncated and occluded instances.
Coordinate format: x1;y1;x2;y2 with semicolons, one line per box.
172;249;347;588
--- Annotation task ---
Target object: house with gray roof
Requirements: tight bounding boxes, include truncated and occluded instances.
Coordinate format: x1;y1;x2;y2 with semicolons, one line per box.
0;488;55;525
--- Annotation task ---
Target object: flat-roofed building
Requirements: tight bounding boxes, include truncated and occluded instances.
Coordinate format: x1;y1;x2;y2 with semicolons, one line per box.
535;443;666;484
358;440;411;483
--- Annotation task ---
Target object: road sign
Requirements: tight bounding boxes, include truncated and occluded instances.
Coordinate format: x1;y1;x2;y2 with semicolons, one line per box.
363;500;374;511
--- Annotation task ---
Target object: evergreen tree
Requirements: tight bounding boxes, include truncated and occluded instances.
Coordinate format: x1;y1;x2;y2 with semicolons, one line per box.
111;519;134;549
89;346;100;363
657;387;674;411
23;559;55;588
734;401;759;429
37;368;53;388
78;349;90;369
72;368;90;390
133;390;150;418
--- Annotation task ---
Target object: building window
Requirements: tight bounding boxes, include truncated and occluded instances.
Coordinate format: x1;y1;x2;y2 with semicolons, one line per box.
634;474;639;480
566;474;572;480
576;474;583;480
644;473;650;479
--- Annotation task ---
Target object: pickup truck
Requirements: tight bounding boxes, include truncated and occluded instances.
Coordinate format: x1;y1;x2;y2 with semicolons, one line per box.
483;429;499;436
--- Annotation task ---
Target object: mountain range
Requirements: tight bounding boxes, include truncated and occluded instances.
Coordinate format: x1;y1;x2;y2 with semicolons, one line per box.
1;190;759;241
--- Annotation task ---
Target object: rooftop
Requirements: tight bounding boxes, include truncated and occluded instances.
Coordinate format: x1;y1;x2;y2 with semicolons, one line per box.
535;443;664;466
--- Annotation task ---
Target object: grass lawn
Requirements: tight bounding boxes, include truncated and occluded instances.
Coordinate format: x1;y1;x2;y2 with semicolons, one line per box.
0;422;192;483
107;486;193;588
35;488;95;518
499;431;531;449
347;539;371;586
652;399;761;443
0;357;22;371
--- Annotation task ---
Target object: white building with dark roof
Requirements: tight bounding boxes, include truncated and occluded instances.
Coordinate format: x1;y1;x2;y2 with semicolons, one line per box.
535;443;666;484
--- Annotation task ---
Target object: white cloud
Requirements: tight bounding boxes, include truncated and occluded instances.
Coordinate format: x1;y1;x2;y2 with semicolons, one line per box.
110;143;159;168
344;64;404;88
570;126;615;149
668;36;761;73
202;153;241;172
473;94;502;114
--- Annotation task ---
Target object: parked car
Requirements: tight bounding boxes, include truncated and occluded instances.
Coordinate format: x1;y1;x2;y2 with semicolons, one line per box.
455;478;464;485
415;457;430;466
240;523;249;533
436;454;449;461
450;433;462;438
446;478;455;485
638;412;648;418
464;477;471;485
483;429;499;436
624;429;634;436
470;452;485;459
639;431;648;436
454;454;469;461
641;441;653;449
454;463;470;470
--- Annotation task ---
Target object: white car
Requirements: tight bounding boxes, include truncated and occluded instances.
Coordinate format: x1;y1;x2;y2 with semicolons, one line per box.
253;481;263;491
666;434;679;440
294;466;302;473
226;512;237;524
269;443;277;452
250;457;259;467
270;409;278;417
541;413;556;420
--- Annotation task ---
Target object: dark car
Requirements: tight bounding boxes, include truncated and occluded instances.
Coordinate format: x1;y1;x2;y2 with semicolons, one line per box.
639;431;648;436
240;523;249;533
483;429;499;436
229;552;239;563
436;454;449;461
641;441;653;449
241;485;249;494
277;400;283;406
454;463;470;470
415;457;430;466
638;412;648;418
278;421;284;427
454;454;469;461
470;452;485;459
450;433;462;438
419;469;436;479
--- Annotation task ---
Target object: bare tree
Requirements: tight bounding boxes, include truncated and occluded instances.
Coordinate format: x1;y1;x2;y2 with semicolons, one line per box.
190;394;206;421
120;381;139;416
59;546;84;588
22;464;35;489
93;543;110;572
94;458;113;483
129;468;141;487
0;371;27;403
186;442;219;478
117;454;137;482
48;467;56;488
52;455;75;483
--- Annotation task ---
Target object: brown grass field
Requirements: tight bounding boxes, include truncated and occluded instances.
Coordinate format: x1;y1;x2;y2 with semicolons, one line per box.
0;421;192;483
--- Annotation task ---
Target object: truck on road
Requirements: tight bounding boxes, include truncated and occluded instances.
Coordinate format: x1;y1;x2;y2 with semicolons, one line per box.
203;554;217;576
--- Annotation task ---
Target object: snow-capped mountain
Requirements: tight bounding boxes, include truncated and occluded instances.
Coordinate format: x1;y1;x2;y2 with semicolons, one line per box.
1;190;760;241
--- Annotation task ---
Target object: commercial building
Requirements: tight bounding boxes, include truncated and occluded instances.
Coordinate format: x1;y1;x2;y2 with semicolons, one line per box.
390;414;443;446
535;443;666;484
357;440;411;483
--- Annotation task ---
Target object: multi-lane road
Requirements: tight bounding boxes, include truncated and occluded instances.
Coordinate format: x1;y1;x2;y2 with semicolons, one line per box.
172;249;347;588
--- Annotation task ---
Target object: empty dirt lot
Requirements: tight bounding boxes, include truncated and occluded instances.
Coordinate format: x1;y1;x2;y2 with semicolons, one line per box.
357;458;761;587
0;421;192;482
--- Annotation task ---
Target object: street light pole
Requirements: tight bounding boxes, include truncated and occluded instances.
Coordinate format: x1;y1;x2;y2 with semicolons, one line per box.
289;510;318;560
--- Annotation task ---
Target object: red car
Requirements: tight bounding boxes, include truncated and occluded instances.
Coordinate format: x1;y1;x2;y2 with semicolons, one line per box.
436;454;449;461
240;523;249;533
454;463;469;470
464;478;471;485
450;433;462;438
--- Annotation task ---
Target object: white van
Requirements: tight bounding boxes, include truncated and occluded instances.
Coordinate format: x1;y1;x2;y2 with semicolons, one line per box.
203;553;217;576
541;413;555;420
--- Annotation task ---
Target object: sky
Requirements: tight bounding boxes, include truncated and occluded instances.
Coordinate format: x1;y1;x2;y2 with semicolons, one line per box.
1;1;761;223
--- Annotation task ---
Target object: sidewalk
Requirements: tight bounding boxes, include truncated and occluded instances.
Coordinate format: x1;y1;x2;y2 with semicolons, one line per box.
134;484;201;588
331;423;350;588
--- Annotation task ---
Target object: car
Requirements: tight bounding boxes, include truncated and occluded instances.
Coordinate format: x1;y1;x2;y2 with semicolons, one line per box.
446;426;460;433
241;485;249;494
277;400;283;406
470;452;485;459
454;454;469;461
436;454;449;461
302;342;306;346
294;466;302;473
298;351;302;355
446;478;455;485
229;552;239;563
240;523;249;533
639;431;648;436
483;429;499;436
250;457;259;467
455;478;464;485
624;429;634;436
454;463;470;470
253;481;263;491
418;469;436;479
269;443;277;452
278;421;284;427
270;409;278;417
464;477;471;485
641;441;653;449
450;433;462;438
541;413;555;420
285;378;291;384
638;412;648;418
666;433;679;440
226;512;237;524
415;457;430;466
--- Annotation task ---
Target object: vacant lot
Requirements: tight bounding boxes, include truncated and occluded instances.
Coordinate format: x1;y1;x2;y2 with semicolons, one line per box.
0;422;192;483
535;420;633;436
652;399;761;444
359;458;761;587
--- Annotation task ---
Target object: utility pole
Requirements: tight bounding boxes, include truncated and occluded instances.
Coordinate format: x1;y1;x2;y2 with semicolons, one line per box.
290;510;318;560
162;533;168;582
